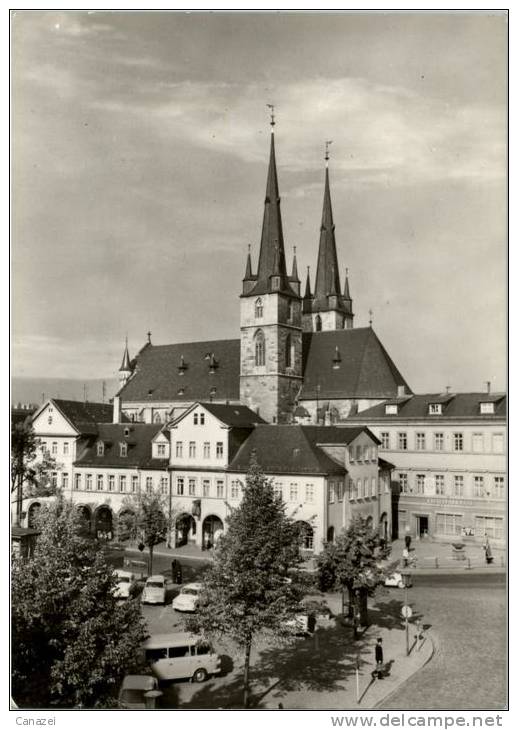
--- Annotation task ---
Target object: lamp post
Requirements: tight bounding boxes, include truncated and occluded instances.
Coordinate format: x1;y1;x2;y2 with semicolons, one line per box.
400;569;412;656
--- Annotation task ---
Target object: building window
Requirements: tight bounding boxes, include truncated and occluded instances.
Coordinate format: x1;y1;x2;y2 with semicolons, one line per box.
436;513;463;536
188;478;196;496
146;476;153;494
231;480;240;500
157;443;166;457
473;476;485;498
86;474;92;491
51;442;58;455
62;472;69;489
348;446;355;462
356;478;362;499
176;441;183;458
203;442;210;459
131;475;138;493
435;474;445;496
434;432;444;451
254;329;265;366
398;432;407;450
454;475;464;497
385;404;398;415
51;472;58;488
255;298;263;318
399;473;408;494
416;474;425;495
193;413;198;425
216;480;224;498
415;432;426;450
119;475;126;493
480;402;495;415
370;446;377;461
363;477;368;497
177;477;184;495
380;432;390;449
363;445;369;461
356;444;362;461
108;475;115;492
273;482;282;499
315;314;322;331
63;442;69;456
493;476;505;499
74;474;81;490
289;483;298;502
200;412;205;425
216;442;223;458
472;433;484;453
160;476;168;495
202;479;210;497
337;481;344;501
371;477;377;497
96;474;104;491
492;433;504;453
327;483;335;503
429;403;442;415
189;441;196;458
475;516;503;540
120;442;127;458
97;442;104;457
453;433;464;452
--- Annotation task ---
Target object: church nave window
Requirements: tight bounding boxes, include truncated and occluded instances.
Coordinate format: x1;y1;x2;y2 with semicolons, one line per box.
255;298;263;318
254;329;266;367
315;314;322;331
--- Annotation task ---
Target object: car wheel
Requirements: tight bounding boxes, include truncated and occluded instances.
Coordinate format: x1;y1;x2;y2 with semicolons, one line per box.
193;668;208;683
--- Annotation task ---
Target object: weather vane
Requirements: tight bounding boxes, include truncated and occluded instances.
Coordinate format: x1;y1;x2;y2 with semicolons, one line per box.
267;103;275;127
325;140;333;161
368;309;373;327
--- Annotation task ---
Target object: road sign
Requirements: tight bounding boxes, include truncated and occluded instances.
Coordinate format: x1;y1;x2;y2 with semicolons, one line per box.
401;605;413;618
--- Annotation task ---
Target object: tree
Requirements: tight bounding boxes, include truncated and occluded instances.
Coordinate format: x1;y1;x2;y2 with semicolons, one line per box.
11;497;148;708
316;516;393;638
187;457;305;708
11;422;58;525
118;488;175;575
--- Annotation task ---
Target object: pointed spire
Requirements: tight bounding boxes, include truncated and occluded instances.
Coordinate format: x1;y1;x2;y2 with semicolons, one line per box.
313;148;343;309
290;246;300;282
304;266;312;299
119;337;131;372
244;244;253;280
343;267;351;300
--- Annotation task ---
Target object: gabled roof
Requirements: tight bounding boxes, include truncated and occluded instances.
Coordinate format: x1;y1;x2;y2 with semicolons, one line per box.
118;339;241;403
188;402;266;428
347;393;507;420
229;425;370;476
300;328;411;400
74;424;166;469
33;399;123;436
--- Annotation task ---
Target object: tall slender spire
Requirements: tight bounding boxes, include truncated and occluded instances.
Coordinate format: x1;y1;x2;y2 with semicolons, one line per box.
290;246;300;282
244;244;253;280
119;337;131;372
343;267;351;300
304;266;312;299
246;109;296;298
313;147;343;309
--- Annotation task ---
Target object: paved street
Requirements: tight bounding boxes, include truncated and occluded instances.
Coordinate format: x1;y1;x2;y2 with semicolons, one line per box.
379;573;507;710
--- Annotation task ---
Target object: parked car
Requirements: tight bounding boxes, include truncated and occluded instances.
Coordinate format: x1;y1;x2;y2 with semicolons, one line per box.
385;572;413;588
172;582;203;612
143;632;221;683
118;675;160;709
112;569;137;599
283;612;316;637
141;575;169;605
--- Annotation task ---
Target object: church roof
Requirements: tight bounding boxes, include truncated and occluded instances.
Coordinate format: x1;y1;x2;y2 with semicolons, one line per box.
74;423;166;469
347;392;506;420
300;328;411;400
117;339;241;403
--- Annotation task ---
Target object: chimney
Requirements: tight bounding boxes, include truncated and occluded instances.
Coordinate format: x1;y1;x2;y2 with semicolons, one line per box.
486;381;491;394
113;395;121;424
397;385;406;397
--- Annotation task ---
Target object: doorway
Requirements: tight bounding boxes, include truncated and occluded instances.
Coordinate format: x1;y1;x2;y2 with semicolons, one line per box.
416;515;429;538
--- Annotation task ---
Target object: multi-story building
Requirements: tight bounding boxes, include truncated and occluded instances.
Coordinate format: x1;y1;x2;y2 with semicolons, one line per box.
347;391;506;546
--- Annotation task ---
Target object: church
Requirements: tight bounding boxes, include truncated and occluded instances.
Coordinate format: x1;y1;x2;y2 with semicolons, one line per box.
116;118;411;427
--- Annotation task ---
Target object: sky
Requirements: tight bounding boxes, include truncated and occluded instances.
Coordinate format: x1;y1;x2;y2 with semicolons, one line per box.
11;10;507;392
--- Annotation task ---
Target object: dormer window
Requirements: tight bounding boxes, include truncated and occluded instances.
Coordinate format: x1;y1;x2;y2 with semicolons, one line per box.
480;402;495;415
97;442;104;457
429;403;442;415
120;442;127;458
255;298;263;318
124;427;131;437
178;355;187;375
385;404;398;415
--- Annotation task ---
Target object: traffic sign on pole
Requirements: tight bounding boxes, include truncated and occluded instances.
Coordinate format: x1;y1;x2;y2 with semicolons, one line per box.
401;605;413;618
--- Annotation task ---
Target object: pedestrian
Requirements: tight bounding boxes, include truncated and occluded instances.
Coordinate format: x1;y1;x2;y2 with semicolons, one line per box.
371;638;384;680
484;541;493;565
402;547;409;567
175;561;183;585
404;534;412;551
171;559;178;581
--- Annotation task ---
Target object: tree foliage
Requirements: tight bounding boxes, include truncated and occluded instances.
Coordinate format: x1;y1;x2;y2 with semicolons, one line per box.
11;498;148;708
11;422;58;498
187;457;305;707
118;488;175;575
317;516;393;627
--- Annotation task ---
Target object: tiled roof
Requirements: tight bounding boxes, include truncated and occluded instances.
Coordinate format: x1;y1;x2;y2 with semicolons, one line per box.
47;399;124;435
300;328;411;400
74;423;167;469
118;339;241;403
196;402;266;427
347;393;507;420
228;425;368;476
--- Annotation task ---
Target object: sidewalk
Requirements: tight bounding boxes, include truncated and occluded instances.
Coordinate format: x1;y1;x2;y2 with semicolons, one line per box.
390;537;506;573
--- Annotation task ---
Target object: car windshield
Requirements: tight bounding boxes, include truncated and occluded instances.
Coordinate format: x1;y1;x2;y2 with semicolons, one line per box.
147;581;163;588
120;689;146;705
182;588;198;596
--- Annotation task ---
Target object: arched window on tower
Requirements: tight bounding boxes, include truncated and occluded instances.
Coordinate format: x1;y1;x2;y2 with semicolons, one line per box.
285;333;294;369
254;329;265;367
255;298;263;318
287;299;294;323
315;314;322;332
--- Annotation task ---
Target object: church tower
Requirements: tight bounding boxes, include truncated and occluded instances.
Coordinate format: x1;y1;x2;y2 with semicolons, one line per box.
118;337;132;388
240;110;302;423
302;144;354;332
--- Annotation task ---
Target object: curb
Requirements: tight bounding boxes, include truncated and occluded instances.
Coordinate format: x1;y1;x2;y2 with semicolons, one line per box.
373;631;437;709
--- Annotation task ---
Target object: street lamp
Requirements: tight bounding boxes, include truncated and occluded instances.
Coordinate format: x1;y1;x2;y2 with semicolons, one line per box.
400;569;412;656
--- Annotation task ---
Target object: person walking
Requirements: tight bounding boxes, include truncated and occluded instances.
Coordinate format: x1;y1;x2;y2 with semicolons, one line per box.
371;638;384;680
404;533;412;551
